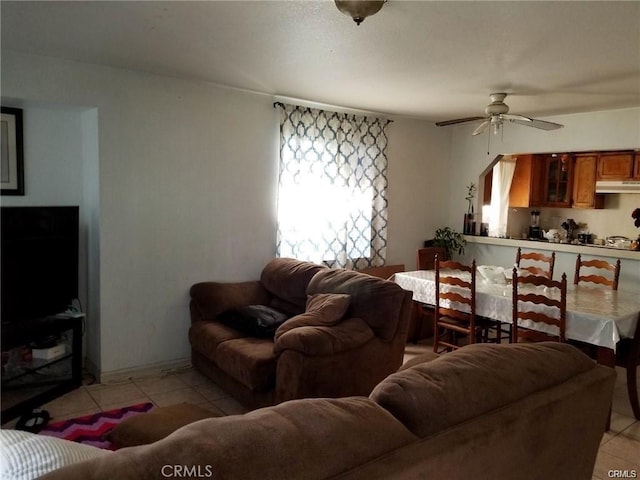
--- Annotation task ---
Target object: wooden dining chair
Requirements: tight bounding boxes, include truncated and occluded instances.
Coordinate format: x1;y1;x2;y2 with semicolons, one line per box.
616;313;640;420
573;254;621;290
515;247;555;279
412;247;447;344
417;247;447;270
580;313;640;427
571;254;628;425
512;268;567;343
433;257;492;354
357;264;405;280
495;246;553;344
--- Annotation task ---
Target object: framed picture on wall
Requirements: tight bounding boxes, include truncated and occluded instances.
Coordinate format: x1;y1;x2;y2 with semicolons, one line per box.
1;106;25;196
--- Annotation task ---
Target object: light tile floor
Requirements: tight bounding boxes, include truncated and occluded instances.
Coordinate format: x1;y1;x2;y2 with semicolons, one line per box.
1;366;247;430
3;343;639;479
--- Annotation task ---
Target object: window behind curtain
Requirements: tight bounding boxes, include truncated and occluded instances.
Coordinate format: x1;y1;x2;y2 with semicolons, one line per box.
275;103;390;270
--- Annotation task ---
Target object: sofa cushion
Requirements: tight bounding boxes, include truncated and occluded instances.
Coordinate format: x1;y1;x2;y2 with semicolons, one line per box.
305;293;351;324
260;258;327;314
370;342;598;438
215;337;278;391
308;268;408;341
274;293;351;341
218;305;290;339
189;321;246;363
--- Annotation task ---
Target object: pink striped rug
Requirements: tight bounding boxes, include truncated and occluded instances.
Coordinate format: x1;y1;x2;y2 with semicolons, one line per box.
39;402;154;450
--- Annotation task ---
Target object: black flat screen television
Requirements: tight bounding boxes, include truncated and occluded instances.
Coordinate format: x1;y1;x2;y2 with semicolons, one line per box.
1;206;79;325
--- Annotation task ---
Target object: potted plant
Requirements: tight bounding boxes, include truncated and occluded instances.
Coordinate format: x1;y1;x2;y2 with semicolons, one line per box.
425;226;466;260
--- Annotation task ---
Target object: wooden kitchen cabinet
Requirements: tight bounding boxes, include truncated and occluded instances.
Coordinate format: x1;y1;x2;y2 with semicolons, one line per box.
596;151;634;180
508;154;544;208
504;149;637;211
542;153;573;207
572;153;604;209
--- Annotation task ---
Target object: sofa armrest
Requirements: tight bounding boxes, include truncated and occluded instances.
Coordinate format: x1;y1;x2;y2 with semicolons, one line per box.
189;281;270;323
273;318;375;355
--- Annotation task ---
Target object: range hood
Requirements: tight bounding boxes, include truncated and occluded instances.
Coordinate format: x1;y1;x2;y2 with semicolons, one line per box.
595;180;640;194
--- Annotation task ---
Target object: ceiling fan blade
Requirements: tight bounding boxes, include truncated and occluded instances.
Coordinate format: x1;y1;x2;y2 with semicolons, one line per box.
501;113;532;122
507;118;564;131
435;116;486;127
472;120;490;136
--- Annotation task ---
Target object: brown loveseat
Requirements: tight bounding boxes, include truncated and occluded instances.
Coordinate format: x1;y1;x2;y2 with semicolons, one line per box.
189;258;413;409
40;343;615;480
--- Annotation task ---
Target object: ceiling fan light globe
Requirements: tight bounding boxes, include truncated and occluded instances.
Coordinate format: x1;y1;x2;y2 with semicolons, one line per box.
334;0;385;25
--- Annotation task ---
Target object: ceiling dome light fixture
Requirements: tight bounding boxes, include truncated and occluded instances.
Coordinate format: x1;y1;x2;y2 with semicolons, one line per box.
334;0;386;26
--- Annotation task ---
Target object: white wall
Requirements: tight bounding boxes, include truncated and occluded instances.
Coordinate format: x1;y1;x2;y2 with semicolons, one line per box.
386;119;451;266
2;51;445;377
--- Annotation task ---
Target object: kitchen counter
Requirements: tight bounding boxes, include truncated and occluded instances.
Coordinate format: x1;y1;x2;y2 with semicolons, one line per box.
464;235;640;261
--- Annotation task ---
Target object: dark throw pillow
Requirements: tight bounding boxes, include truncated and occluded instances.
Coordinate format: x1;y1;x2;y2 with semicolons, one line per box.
218;305;290;338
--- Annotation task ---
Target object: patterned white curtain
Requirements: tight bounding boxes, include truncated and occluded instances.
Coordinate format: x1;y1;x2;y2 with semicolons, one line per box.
275;103;390;269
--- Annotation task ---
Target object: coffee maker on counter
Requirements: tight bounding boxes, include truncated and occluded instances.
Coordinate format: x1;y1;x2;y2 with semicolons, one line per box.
528;210;541;240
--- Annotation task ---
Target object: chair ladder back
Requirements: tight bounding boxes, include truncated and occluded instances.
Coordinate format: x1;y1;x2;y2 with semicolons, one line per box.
574;254;621;290
515;247;555;279
437;306;472;323
512;268;567;343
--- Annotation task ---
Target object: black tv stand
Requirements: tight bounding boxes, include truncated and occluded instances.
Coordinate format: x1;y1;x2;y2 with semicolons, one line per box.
1;315;83;424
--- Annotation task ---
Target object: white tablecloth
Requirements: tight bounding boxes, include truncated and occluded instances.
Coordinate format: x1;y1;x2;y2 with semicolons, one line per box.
392;270;640;351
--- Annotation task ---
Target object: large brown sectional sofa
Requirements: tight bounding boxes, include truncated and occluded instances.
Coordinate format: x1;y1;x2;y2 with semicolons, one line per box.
40;342;615;479
188;258;413;408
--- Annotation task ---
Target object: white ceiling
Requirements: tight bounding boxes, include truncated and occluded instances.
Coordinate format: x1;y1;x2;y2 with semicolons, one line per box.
2;1;639;122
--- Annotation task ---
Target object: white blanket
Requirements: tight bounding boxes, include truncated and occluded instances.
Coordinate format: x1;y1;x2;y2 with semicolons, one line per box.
0;429;111;480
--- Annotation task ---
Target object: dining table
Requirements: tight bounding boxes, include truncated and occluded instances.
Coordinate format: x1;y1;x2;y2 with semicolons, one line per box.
392;269;640;367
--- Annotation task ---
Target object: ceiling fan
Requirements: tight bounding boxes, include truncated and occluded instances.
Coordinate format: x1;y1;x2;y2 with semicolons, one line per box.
436;93;564;136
